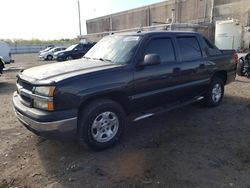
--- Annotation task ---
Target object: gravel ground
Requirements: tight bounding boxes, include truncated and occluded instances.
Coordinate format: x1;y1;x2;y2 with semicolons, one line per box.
1;54;250;188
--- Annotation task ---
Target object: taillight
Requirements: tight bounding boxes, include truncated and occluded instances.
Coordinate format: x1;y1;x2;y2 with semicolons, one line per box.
233;51;239;64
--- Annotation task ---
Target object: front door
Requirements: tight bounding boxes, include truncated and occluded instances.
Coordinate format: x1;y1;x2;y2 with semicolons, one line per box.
130;36;178;110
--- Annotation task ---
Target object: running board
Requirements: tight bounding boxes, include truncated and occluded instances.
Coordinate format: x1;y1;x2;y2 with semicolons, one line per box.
132;96;204;122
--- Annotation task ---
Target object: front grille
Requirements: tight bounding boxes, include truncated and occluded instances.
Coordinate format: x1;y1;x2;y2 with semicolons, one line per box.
17;78;33;106
17;78;33;91
20;94;32;103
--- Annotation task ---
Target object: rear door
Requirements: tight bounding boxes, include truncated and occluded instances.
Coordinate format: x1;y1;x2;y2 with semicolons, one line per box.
173;35;210;99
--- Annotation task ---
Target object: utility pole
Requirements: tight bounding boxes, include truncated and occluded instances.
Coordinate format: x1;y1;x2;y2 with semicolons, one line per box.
78;0;82;36
210;0;214;23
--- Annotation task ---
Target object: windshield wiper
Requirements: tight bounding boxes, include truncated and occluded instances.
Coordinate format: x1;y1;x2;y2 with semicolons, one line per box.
82;56;91;60
92;58;113;63
99;58;113;62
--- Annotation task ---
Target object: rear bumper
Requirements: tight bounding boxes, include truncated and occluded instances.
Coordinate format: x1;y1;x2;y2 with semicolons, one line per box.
13;92;78;140
226;70;236;84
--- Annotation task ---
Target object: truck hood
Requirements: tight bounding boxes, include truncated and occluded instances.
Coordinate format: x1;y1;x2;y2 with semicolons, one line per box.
20;59;121;84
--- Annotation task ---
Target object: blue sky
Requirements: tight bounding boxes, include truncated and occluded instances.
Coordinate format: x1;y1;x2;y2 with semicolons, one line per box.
0;0;164;40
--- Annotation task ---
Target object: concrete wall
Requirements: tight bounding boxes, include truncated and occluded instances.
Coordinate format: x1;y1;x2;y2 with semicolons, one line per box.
214;0;250;26
84;0;250;49
86;0;214;34
10;44;68;54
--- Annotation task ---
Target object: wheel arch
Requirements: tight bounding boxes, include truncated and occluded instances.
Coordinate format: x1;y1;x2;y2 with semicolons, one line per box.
211;70;227;85
77;91;131;125
47;54;53;60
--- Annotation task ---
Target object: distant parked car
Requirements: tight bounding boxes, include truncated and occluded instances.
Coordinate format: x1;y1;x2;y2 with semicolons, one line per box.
39;47;54;55
0;41;14;64
237;53;250;77
54;43;95;61
39;47;66;61
0;56;5;76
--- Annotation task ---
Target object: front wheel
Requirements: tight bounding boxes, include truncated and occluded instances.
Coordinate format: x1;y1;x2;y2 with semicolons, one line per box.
79;99;126;150
66;56;73;61
47;55;53;61
203;77;224;107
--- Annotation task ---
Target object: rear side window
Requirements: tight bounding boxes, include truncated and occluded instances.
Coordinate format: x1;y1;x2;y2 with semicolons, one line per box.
203;37;221;56
203;37;214;49
144;38;176;64
75;45;83;50
177;36;202;61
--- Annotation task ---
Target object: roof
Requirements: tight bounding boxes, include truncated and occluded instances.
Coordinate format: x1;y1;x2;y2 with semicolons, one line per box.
113;30;199;37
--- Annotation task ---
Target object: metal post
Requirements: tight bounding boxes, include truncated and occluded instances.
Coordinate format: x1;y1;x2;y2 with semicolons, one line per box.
171;9;175;31
204;0;207;22
78;0;82;36
210;0;214;23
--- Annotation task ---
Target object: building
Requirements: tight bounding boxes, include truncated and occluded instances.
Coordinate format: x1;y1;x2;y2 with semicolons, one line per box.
83;0;250;49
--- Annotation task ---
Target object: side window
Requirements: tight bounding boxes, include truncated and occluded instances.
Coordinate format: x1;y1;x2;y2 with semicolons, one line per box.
177;36;202;61
144;38;176;64
203;37;214;49
75;45;82;50
203;37;221;56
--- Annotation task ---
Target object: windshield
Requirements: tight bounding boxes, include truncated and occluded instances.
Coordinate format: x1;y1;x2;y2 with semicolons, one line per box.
43;47;52;52
66;44;78;51
84;35;141;65
49;48;55;52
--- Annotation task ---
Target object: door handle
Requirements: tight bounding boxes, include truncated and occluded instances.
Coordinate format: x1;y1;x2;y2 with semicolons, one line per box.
200;64;205;68
173;67;181;73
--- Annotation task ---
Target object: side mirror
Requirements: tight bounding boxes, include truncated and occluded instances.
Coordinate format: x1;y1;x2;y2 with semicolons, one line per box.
141;54;161;66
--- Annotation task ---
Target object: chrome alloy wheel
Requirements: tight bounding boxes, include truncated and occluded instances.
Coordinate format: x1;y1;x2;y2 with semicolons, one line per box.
212;83;222;103
91;111;119;143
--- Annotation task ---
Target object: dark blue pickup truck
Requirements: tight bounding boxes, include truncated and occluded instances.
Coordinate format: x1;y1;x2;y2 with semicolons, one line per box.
13;31;237;150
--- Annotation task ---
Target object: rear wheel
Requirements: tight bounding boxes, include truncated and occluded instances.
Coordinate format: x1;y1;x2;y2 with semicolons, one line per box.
203;77;224;107
78;99;126;150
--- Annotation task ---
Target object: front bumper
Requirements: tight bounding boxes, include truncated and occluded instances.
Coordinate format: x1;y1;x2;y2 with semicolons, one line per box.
13;92;78;140
56;56;65;61
38;55;46;60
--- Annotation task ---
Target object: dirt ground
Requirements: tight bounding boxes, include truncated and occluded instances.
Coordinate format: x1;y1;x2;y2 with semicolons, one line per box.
1;54;250;188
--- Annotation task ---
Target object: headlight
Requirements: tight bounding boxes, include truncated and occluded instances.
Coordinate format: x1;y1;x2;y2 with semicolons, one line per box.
33;86;55;111
57;53;64;56
34;86;55;96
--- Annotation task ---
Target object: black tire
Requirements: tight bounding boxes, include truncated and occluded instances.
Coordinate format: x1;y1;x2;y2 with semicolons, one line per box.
237;58;245;76
78;99;126;150
66;56;73;61
47;55;53;61
203;77;224;107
